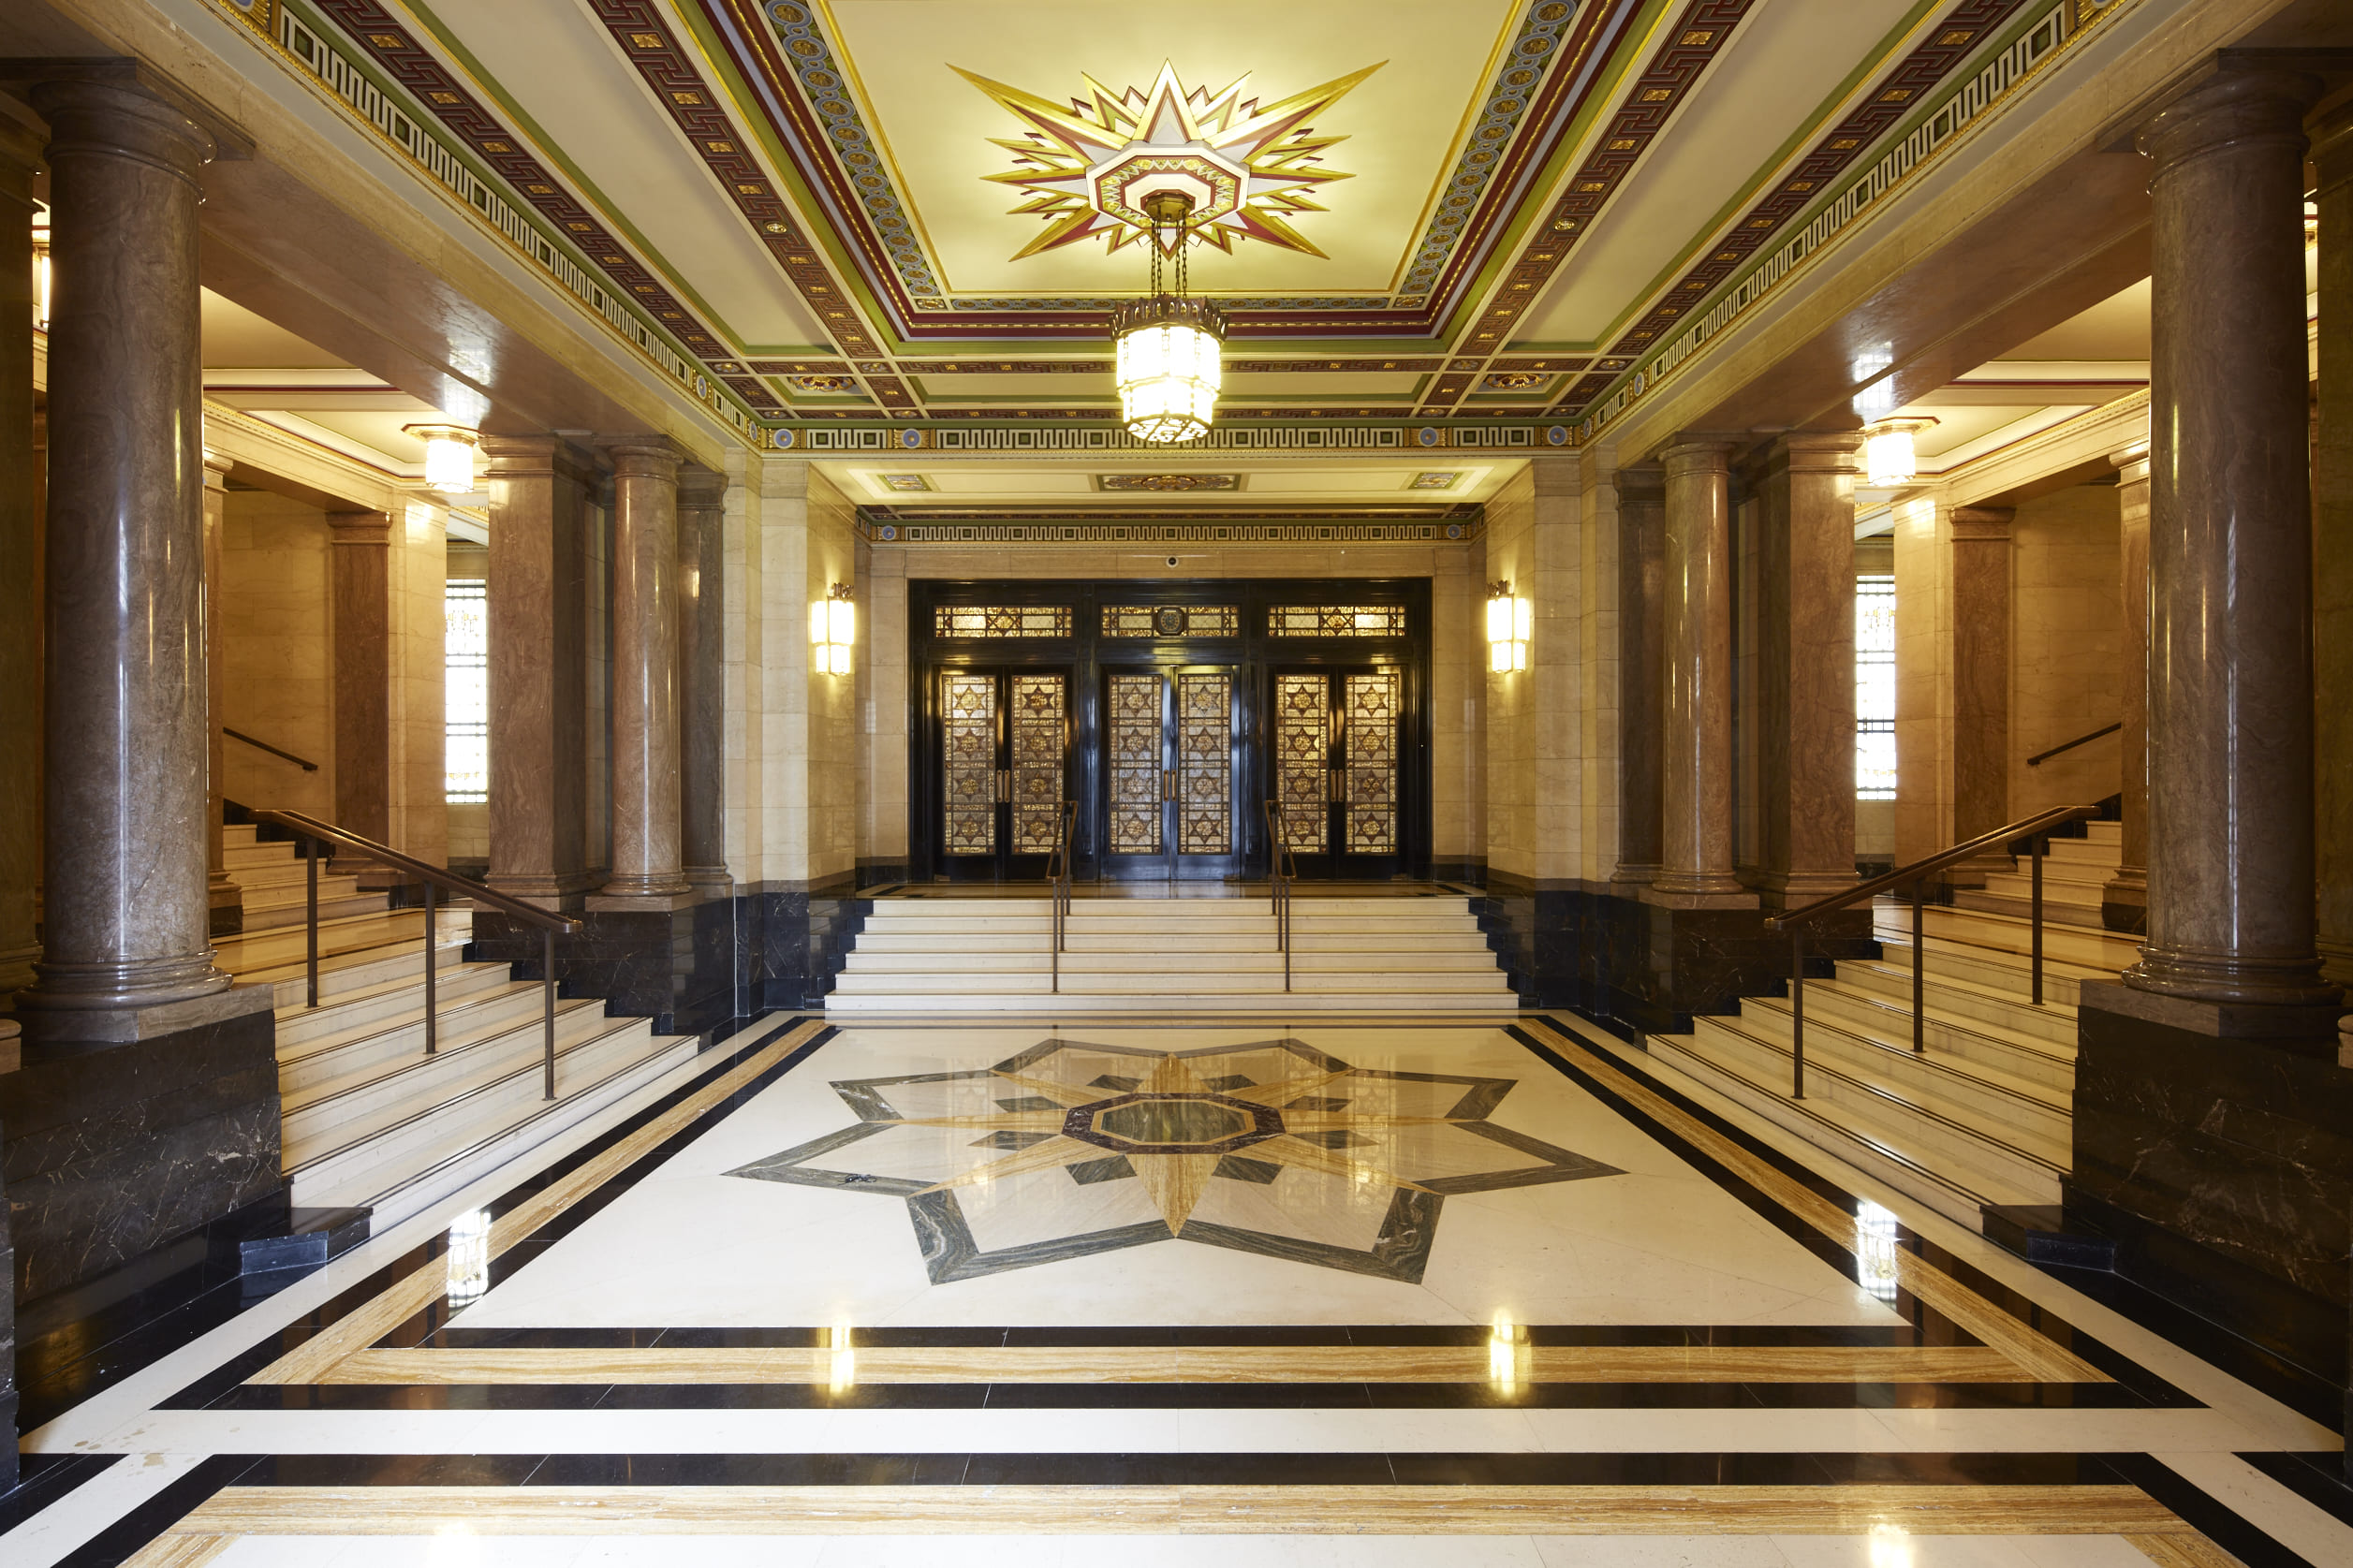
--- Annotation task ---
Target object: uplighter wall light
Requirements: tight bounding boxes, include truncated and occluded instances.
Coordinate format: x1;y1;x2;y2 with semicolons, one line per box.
1486;579;1530;673
812;581;856;676
1861;417;1937;488
404;423;482;492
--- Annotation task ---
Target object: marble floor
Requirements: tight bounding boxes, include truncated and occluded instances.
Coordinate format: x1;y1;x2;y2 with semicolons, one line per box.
6;1012;2348;1568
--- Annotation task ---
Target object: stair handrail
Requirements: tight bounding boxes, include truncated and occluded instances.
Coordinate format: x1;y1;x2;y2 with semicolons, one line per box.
223;727;320;771
1763;800;2107;1101
1263;800;1296;993
251;808;580;1101
2025;722;2122;768
1045;799;1076;993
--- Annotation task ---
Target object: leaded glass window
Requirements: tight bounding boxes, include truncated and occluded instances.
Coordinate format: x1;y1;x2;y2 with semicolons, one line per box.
934;605;1071;638
1856;574;1896;800
1101;605;1240;638
1267;605;1406;637
444;579;488;803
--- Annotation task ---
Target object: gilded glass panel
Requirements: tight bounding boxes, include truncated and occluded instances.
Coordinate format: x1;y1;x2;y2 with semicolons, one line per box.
1178;671;1232;856
942;674;996;855
1009;674;1067;854
1344;670;1400;855
1101;605;1241;638
1273;673;1329;856
934;605;1072;638
1106;673;1163;855
1267;605;1406;637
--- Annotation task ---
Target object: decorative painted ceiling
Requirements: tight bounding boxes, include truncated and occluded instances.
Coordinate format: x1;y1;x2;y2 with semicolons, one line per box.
208;0;2142;447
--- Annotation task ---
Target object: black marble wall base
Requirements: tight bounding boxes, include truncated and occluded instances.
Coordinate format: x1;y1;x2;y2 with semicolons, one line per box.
470;882;872;1034
1;1128;13;1491
2066;987;2352;1389
855;859;907;889
1429;858;1487;885
3;1009;281;1310
1474;874;1869;1036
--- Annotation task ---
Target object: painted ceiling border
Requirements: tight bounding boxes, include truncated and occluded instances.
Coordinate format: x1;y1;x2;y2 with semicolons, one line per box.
207;0;771;434
1568;0;2141;435
768;422;1571;454
854;515;1488;546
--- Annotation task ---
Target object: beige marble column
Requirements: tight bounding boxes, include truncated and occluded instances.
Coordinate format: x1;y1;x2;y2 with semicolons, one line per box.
0;120;42;994
484;435;596;909
1612;464;1665;887
201;451;242;933
15;76;246;1039
1949;506;2013;880
1647;436;1753;906
2102;447;2150;932
329;510;394;867
2125;68;2335;1010
677;463;728;895
2312;95;2353;984
1751;433;1862;905
594;435;689;904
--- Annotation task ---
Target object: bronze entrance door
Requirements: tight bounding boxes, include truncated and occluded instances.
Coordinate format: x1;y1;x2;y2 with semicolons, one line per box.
935;666;1070;881
1099;663;1243;881
1268;665;1407;879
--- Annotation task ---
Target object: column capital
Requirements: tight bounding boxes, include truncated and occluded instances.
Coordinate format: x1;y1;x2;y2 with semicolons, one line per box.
596;432;685;479
2109;445;2151;487
677;462;727;507
201;448;233;484
1763;431;1863;476
2136;66;2322;174
1657;432;1742;470
22;72;239;188
1950;504;2015;539
479;432;600;485
327;509;392;546
1614;462;1665;505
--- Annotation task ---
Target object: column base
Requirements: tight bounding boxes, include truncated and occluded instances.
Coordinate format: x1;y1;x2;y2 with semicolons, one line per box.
587;887;702;913
2100;869;2146;934
1745;870;1860;911
1639;885;1758;911
484;871;600;913
2123;947;2342;1014
1610;861;1659;890
0;936;40;996
2089;975;2344;1045
11;976;272;1049
684;864;733;900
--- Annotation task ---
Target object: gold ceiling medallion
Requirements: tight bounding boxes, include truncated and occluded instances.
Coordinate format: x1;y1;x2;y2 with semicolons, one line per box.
958;60;1381;258
1099;473;1240;492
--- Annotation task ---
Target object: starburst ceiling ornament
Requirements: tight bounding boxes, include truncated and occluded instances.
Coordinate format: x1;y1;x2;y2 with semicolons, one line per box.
958;60;1381;259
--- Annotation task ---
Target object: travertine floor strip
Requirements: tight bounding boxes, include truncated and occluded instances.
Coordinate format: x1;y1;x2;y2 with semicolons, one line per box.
163;1484;2191;1536
251;1020;828;1385
1539;1024;2109;1385
120;1535;234;1568
325;1343;2036;1385
2125;1532;2251;1567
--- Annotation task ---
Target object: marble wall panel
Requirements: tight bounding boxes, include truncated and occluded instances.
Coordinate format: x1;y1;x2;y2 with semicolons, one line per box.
1891;496;1954;865
806;470;860;887
393;505;449;867
220;491;334;817
2007;482;2124;818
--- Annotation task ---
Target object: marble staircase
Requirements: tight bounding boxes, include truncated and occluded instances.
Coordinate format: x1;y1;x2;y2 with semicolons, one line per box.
224;828;393;930
1644;843;2143;1232
218;822;697;1229
827;892;1517;1013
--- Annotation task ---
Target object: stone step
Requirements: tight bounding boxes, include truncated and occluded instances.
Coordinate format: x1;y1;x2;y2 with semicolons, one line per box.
1979;863;2110;895
277;972;561;1091
828;968;1513;997
224;840;298;869
1898;904;2140;975
2041;839;2123;870
243;871;365;907
839;947;1505;975
224;822;258;847
848;929;1496;954
823;990;1516;1015
1829;960;2080;1050
1725;995;2073;1141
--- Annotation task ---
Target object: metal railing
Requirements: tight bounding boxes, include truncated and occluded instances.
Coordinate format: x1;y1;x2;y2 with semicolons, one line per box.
251;808;582;1101
1263;800;1297;992
1764;801;2107;1100
1045;799;1076;993
2026;722;2121;768
224;728;319;771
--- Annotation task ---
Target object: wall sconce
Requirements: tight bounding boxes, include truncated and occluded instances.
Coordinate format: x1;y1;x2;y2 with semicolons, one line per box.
812;581;855;675
1486;579;1530;673
1861;417;1936;488
404;423;482;491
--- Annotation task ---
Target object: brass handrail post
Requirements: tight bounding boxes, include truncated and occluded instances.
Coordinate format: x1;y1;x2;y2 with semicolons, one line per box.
421;881;438;1055
1789;928;1805;1100
304;833;319;1009
2030;833;2046;1005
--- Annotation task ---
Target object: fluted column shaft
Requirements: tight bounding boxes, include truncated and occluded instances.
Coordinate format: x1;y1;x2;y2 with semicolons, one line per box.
0;122;42;994
1613;464;1665;886
2127;69;2334;1007
16;78;229;1031
596;436;688;901
677;465;728;893
1650;438;1751;903
2102;450;2150;931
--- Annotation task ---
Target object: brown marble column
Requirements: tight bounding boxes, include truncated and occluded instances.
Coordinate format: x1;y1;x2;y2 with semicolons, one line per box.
0;120;41;995
1750;433;1862;905
593;436;689;905
2312;95;2353;985
677;463;728;896
329;509;394;864
2102;447;2150;932
1949;506;2013;880
1647;436;1753;906
2125;68;2335;1010
1612;464;1665;887
14;76;256;1040
484;435;596;909
201;450;242;933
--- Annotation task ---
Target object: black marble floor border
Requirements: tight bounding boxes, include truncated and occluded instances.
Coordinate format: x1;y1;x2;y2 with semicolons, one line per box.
0;1454;122;1533
42;1451;2320;1568
418;1324;1943;1349
2239;1450;2353;1528
154;1015;834;1412
1510;1018;2200;1412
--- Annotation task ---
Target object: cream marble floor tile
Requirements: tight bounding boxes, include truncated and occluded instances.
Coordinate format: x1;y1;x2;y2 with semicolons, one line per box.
4;1453;211;1568
2150;1450;2353;1564
1772;1540;2153;1568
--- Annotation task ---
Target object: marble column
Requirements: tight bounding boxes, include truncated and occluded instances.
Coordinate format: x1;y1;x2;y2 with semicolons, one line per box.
484;434;596;909
2125;68;2335;1010
2101;447;2150;932
1750;433;1862;905
593;435;689;904
1612;464;1665;887
1949;506;2013;879
15;76;248;1040
329;509;394;863
201;451;242;932
2312;95;2353;985
677;463;728;895
1647;437;1753;905
0;120;41;996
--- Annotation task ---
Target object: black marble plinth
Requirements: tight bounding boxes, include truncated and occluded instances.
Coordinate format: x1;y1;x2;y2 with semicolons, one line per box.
756;876;871;1011
2;1007;281;1307
232;1206;370;1276
1980;1202;2118;1270
2066;988;2353;1388
1;1133;14;1491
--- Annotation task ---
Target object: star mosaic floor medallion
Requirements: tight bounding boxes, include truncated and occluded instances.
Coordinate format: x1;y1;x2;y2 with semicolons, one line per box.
728;1037;1623;1283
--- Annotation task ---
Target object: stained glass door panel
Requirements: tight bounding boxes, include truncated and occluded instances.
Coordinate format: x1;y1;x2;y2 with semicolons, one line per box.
1009;674;1067;855
934;667;1067;878
1177;671;1233;856
1106;672;1165;857
942;674;997;856
1273;673;1330;857
1269;666;1408;875
1343;671;1399;855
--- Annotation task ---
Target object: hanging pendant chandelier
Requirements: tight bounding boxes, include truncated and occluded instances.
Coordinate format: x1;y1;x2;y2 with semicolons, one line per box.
1111;191;1225;445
